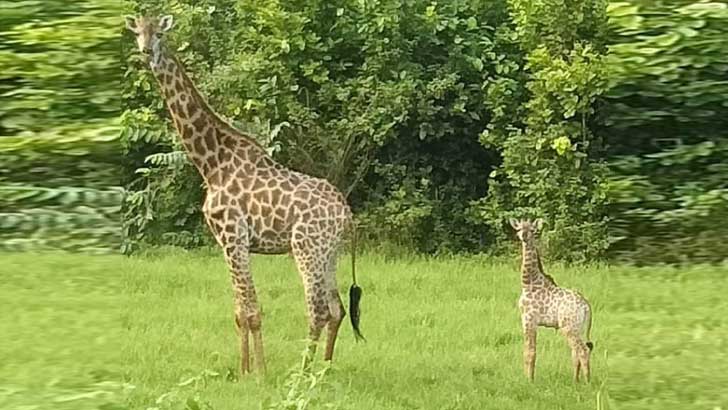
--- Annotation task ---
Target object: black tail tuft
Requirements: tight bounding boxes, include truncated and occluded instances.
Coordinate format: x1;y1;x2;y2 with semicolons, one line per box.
586;341;594;351
349;283;365;342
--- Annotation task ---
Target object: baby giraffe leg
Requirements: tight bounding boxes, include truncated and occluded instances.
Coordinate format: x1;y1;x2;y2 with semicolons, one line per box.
522;322;537;381
564;330;590;383
564;331;581;382
580;345;591;382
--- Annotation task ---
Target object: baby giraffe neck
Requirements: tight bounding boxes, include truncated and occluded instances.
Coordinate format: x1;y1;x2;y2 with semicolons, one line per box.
521;241;544;288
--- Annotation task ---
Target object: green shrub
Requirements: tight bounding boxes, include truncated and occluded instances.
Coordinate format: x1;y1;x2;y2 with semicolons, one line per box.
478;0;610;263
604;0;728;263
0;0;122;253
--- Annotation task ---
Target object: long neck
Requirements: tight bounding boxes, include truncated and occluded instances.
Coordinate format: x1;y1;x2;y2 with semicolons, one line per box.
149;47;267;185
521;241;551;288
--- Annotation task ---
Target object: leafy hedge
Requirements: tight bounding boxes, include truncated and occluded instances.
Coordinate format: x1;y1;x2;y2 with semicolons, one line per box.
122;0;611;260
0;0;122;253
479;0;609;262
604;1;728;263
119;0;728;263
3;0;721;263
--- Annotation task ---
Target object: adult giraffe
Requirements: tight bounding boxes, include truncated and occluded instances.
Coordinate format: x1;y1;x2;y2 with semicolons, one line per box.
125;14;364;375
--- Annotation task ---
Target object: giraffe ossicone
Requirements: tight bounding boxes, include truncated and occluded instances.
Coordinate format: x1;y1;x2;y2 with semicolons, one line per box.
125;14;364;376
510;218;594;382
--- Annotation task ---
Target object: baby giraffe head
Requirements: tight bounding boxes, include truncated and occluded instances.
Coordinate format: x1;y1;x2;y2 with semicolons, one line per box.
125;15;175;67
509;218;543;246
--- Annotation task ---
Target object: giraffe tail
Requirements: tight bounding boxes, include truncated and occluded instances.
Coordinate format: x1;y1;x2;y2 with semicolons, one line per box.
349;221;365;342
585;303;594;351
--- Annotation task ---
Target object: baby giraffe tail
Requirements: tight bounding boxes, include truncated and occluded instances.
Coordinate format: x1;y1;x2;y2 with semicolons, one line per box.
585;304;594;351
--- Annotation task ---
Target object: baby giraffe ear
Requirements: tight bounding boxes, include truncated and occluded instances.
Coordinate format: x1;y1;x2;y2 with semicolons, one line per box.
533;218;544;231
125;16;137;32
508;218;519;230
159;15;175;32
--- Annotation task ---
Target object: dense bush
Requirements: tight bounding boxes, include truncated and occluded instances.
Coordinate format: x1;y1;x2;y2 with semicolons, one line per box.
478;0;610;262
118;0;725;263
604;0;728;263
122;0;610;259
122;0;513;253
0;0;121;253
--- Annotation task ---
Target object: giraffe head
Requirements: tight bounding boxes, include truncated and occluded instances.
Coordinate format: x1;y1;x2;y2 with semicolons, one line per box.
509;218;543;245
125;15;175;67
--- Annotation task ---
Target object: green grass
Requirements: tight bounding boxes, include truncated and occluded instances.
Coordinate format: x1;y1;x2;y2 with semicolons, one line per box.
1;250;727;409
0;252;126;410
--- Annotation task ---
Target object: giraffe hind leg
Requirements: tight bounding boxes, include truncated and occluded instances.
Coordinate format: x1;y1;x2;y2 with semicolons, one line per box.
290;238;331;370
324;290;345;361
563;329;589;383
580;340;591;382
322;251;346;361
570;340;581;382
302;287;329;371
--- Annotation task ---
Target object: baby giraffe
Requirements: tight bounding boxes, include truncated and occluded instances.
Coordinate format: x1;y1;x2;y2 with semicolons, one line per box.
510;218;594;382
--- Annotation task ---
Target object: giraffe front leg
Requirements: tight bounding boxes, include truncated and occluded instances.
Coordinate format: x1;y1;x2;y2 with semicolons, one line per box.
522;321;537;381
248;308;266;374
234;306;250;374
222;219;266;376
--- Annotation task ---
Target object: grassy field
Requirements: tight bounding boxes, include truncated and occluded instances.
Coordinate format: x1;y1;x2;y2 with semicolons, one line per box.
1;250;726;410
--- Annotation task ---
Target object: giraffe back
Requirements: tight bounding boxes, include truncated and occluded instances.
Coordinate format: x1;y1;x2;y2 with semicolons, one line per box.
520;285;591;331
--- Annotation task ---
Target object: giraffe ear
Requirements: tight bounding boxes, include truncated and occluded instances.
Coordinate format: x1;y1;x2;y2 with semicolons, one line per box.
534;218;544;231
509;218;519;230
159;15;175;32
125;15;137;32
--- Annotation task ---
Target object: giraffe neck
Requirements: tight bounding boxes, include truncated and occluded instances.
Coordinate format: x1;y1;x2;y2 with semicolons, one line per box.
149;46;267;186
521;241;552;288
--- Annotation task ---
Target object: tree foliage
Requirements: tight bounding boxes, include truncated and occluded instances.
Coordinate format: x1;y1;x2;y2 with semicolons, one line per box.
0;0;121;253
479;0;610;262
118;0;723;263
122;0;519;254
604;0;728;263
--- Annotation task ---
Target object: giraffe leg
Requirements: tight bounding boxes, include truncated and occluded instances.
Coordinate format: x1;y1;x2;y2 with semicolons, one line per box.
221;219;265;376
299;286;327;371
234;307;250;374
567;334;581;382
564;330;588;383
291;233;331;370
580;342;591;383
249;311;265;374
324;290;345;361
522;321;537;381
574;350;582;382
323;252;345;361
